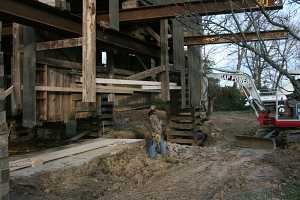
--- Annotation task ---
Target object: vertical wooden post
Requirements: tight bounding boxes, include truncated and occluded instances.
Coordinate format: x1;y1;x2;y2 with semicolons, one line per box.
107;51;115;103
109;0;119;31
172;19;186;109
0;20;9;200
22;26;36;128
188;46;201;107
82;0;96;103
160;19;170;102
11;23;22;116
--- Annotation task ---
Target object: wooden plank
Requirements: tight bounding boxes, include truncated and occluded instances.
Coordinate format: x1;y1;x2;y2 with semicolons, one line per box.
0;86;14;101
0;20;9;200
141;85;181;90
9;139;142;171
93;78;177;86
169;121;193;130
145;26;160;45
35;86;135;94
36;37;82;51
168;131;194;137
22;26;36;128
109;0;119;31
172;19;186;108
160;19;170;102
82;0;96;102
11;23;22;115
127;66;165;80
184;30;288;46
169;138;195;145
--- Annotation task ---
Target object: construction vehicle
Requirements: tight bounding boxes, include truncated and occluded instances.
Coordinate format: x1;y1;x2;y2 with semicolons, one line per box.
207;71;300;148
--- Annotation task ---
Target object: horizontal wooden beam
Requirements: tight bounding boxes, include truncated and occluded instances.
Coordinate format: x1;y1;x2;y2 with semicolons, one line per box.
142;85;181;90
37;57;82;70
127;66;165;80
184;30;288;45
97;0;282;23
35;86;135;94
93;78;177;86
36;37;82;51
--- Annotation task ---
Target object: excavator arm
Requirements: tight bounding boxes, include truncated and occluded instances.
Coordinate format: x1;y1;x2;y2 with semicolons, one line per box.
207;72;265;117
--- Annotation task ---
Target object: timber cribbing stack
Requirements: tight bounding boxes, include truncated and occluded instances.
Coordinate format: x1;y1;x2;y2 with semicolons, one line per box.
168;109;195;145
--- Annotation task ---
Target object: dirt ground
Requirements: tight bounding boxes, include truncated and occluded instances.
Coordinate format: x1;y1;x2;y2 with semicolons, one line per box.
11;111;300;200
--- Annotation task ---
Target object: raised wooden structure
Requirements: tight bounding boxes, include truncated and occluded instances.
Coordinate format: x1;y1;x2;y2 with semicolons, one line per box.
0;1;285;196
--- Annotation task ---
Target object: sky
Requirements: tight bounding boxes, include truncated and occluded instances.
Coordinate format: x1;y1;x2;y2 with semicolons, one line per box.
203;0;300;92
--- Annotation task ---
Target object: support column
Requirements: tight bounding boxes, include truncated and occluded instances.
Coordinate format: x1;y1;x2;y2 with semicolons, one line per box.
172;19;186;109
160;19;170;102
0;20;9;200
109;0;119;31
22;26;36;128
82;0;96;102
188;46;202;107
107;51;115;103
11;23;22;116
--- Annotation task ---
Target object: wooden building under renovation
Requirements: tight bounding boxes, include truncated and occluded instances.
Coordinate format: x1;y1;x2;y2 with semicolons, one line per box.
0;0;283;198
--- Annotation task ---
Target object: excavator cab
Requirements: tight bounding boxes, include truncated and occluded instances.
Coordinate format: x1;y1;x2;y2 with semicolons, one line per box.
274;90;300;127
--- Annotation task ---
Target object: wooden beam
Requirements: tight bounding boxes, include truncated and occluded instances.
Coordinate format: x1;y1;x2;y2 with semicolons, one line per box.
0;20;9;200
184;30;288;45
22;26;36;128
36;57;135;76
93;78;177;86
35;86;135;94
145;26;160;44
172;19;186;108
109;0;119;31
142;85;181;90
37;57;82;70
82;0;96;102
0;86;14;101
97;0;282;23
36;37;82;51
160;19;170;102
11;23;22;115
127;66;165;80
